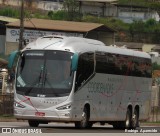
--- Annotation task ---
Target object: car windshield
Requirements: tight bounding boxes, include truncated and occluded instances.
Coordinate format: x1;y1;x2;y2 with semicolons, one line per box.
16;50;74;97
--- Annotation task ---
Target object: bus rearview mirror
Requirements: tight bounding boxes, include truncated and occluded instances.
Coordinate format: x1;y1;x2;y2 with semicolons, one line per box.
8;50;19;69
71;53;78;71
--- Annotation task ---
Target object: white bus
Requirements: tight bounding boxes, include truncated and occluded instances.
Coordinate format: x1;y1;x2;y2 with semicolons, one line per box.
9;35;152;129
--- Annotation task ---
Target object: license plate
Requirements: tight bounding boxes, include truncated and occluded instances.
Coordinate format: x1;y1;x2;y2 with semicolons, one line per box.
35;112;45;117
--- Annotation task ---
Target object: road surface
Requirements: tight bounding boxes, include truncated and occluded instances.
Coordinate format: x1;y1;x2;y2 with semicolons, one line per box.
0;122;160;133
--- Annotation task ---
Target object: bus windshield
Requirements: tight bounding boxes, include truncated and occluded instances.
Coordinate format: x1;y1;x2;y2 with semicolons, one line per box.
16;50;74;97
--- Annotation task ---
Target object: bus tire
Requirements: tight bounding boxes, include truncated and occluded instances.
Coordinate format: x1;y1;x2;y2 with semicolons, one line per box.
28;120;39;127
113;122;123;129
87;122;93;128
131;109;139;129
124;109;132;129
75;107;89;128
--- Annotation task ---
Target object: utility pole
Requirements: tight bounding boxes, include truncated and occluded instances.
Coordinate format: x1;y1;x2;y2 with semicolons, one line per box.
19;0;24;51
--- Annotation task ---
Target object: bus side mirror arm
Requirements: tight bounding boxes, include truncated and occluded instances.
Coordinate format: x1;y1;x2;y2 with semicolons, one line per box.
8;51;20;69
71;53;78;72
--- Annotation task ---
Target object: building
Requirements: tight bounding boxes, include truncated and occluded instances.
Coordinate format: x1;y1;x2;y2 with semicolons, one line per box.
6;18;116;55
79;0;118;17
0;16;19;54
116;42;160;52
116;5;160;23
152;46;160;53
0;0;63;11
80;2;160;22
37;0;63;11
0;0;159;23
115;42;143;51
0;0;117;12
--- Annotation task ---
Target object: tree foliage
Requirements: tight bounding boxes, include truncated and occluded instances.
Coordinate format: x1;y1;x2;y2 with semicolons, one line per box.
152;62;160;70
128;19;160;43
62;0;81;21
0;7;20;18
48;10;68;20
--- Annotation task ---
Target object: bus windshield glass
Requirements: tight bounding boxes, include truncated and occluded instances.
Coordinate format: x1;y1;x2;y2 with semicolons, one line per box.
16;50;74;97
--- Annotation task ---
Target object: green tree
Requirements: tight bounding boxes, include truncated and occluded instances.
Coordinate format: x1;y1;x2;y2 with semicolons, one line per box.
0;7;20;18
63;0;81;21
48;10;67;20
152;27;160;43
129;24;134;41
129;20;145;42
145;18;157;26
152;62;160;70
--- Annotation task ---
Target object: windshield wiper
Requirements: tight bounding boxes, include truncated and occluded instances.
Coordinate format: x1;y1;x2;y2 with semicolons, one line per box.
43;69;53;88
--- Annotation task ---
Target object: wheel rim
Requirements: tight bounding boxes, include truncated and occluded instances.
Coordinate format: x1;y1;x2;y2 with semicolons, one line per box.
81;111;87;127
126;114;130;127
132;111;138;128
125;110;131;128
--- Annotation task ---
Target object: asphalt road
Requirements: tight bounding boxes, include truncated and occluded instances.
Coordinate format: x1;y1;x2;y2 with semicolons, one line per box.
0;122;160;133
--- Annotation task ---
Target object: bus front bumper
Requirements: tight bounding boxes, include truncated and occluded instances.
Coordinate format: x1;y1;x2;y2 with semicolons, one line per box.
14;108;72;122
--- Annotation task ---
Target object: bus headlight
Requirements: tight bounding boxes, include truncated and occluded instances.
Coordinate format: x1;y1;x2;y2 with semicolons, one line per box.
56;104;71;110
14;101;25;108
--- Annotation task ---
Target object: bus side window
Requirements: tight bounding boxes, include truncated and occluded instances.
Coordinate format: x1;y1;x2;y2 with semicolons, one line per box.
75;52;94;91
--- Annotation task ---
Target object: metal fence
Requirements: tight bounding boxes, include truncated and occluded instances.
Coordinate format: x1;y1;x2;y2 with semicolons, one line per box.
0;94;14;115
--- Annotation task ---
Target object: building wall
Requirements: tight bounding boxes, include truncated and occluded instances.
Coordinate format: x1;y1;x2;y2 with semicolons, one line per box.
105;4;117;17
5;27;84;55
37;1;62;11
0;0;21;6
152;57;160;65
86;31;115;46
0;35;5;54
80;2;117;17
118;11;160;23
143;44;156;52
5;42;18;55
98;31;115;46
80;2;102;16
5;27;114;54
0;0;159;22
0;0;61;10
0;23;6;54
81;3;160;22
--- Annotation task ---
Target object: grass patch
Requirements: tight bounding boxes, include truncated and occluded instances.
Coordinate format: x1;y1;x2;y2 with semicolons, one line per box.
0;114;15;118
141;121;160;124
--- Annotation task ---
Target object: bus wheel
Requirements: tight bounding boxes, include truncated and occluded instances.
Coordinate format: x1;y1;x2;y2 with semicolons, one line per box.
124;109;131;129
132;109;139;129
28;120;39;127
75;107;89;128
87;122;93;128
113;122;123;129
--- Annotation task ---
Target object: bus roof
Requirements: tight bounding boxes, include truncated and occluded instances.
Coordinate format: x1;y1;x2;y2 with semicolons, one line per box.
23;35;151;59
